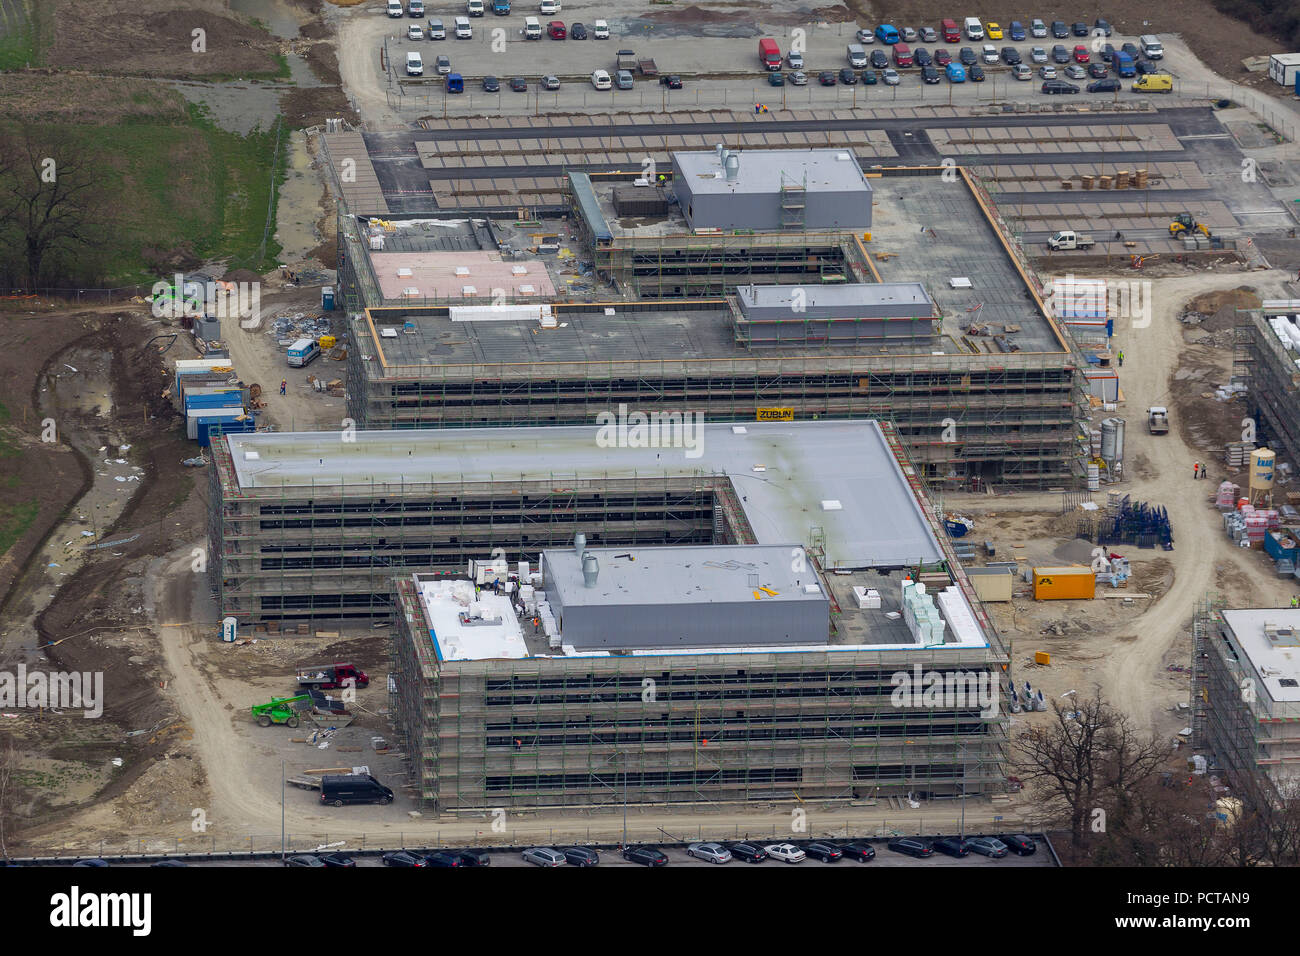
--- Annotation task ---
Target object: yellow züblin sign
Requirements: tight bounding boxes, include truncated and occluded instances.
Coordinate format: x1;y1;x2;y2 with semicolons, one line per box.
756;408;794;422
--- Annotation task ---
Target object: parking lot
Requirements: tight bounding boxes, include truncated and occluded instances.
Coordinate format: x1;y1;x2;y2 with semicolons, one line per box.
338;4;1227;120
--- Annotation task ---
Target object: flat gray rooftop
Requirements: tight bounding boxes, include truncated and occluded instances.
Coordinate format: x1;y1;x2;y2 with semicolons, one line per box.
1222;609;1300;705
542;544;828;609
674;149;873;196
224;420;943;570
736;282;933;315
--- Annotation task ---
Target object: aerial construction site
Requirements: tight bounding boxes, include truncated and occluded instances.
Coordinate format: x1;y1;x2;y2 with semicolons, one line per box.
4;0;1300;900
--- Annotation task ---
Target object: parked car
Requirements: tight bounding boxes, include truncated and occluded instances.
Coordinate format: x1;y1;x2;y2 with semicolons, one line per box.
887;838;934;858
768;71;785;86
622;845;669;867
870;49;888;69
435;53;451;73
1013;63;1031;80
934;48;951;65
893;43;913;66
1009;21;1026;41
456;848;491;867
522;847;566;867
999;834;1037;855
968;64;984;81
919;25;938;42
150;859;187;867
981;44;998;63
481;75;500;92
765;843;807;863
407;24;424;40
1051;20;1068;38
1073;45;1090;63
423;851;462;868
539;0;558;12
406;52;424;75
788;70;807;85
803;842;843;862
590;68;611;89
840;842;876;862
913;47;931;67
561;846;599;866
510;76;528;91
1042;79;1080;94
1039;64;1057;79
1094;18;1113;36
729;842;768;863
818;70;837;85
1030;18;1047;38
901;26;918;42
1072;22;1089;37
1051;44;1069;63
882;68;901;84
547;20;565;39
285;854;326;867
382;850;425;867
570;21;586;39
1122;42;1140;58
1030;46;1047;63
861;69;877;84
73;859;110;867
932;837;969;858
787;50;804;69
592;19;608;38
966;837;1008;858
1087;78;1121;92
1101;43;1116;62
958;46;976;65
542;74;560;90
661;74;682;89
856;27;874;43
687;842;733;864
945;63;966;82
1002;47;1021;64
1136;59;1159;75
921;65;940;83
1088;62;1108;78
1064;64;1087;79
874;24;899;44
985;22;1003;40
838;67;858;84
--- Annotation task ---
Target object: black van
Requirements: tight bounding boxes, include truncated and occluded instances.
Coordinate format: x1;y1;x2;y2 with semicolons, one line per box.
320;773;394;807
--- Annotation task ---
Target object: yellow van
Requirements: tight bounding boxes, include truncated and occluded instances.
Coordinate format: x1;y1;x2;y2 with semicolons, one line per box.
1132;74;1173;93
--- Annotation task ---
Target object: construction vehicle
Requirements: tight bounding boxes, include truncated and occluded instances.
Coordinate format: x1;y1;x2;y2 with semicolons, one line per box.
296;662;370;690
1168;214;1211;239
1046;230;1095;250
1146;406;1169;435
252;695;311;727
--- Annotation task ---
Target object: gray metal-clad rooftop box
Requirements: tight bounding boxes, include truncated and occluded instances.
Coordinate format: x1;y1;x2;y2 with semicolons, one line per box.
732;283;937;347
541;544;830;650
672;148;873;232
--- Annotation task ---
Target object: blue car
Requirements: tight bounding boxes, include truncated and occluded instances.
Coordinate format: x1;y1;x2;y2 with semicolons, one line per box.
945;62;966;82
1009;21;1026;41
874;24;899;44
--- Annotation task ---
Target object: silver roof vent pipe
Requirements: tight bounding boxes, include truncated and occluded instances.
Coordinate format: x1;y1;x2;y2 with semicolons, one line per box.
725;154;740;181
715;143;726;164
573;532;586;556
582;552;599;587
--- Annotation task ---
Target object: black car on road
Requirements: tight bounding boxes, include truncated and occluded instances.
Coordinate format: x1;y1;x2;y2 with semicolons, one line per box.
932;837;969;858
817;70;837;85
870;49;889;69
840;842;876;862
570;21;587;39
481;76;500;92
729;842;768;863
1051;20;1068;38
562;846;600;866
803;842;843;862
999;834;1038;855
1087;78;1121;92
838;67;858;84
382;850;425;868
1042;80;1080;94
887;839;934;858
622;845;669;866
958;46;977;65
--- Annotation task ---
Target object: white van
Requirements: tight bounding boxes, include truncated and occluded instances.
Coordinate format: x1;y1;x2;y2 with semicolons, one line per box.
846;44;867;67
387;0;404;18
1139;34;1164;59
593;19;609;39
591;68;612;90
466;0;484;15
405;52;424;76
523;15;541;38
427;17;445;39
963;17;984;40
454;15;472;38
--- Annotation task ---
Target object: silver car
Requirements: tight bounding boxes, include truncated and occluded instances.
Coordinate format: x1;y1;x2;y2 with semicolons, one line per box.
966;836;1009;858
542;74;560;90
686;842;733;864
882;67;900;85
788;70;807;85
522;846;566;867
856;27;874;43
1030;18;1047;38
1030;46;1047;63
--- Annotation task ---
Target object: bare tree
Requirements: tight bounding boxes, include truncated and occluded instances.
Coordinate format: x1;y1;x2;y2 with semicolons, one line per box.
0;125;108;289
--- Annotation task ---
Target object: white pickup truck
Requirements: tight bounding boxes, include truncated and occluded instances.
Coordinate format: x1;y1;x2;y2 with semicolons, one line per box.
1047;230;1095;251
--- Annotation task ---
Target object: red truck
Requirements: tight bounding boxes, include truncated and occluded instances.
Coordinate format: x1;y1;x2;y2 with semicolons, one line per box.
758;37;781;71
297;662;370;690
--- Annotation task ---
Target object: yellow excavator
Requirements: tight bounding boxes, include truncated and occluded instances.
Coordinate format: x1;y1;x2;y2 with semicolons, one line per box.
1169;213;1212;239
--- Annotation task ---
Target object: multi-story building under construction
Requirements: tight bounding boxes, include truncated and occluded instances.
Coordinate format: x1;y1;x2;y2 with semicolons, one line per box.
1234;304;1300;470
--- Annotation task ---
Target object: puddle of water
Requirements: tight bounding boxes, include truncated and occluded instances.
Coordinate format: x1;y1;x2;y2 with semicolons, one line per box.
229;0;302;39
275;130;329;263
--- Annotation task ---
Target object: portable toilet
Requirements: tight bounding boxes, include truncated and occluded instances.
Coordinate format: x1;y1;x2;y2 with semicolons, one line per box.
322;286;335;311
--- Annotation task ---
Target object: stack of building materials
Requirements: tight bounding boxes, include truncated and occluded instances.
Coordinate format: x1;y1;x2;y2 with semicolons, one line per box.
1226;441;1256;469
1097;554;1130;588
1264;531;1298;575
1216;481;1241;510
852;586;882;609
174;357;254;446
900;579;946;646
1097;495;1173;550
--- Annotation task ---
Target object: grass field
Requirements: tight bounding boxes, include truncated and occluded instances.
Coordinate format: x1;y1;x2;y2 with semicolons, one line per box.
0;0;50;70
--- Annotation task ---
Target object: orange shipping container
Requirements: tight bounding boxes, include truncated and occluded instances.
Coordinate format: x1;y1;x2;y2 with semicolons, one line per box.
1032;566;1096;600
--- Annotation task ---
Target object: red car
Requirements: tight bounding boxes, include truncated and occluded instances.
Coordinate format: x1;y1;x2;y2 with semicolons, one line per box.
1073;45;1090;63
934;48;952;65
893;42;913;67
548;20;566;39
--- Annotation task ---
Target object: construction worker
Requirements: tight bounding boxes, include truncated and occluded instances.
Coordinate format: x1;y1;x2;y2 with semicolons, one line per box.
280;379;287;395
1291;596;1298;608
1117;350;1124;366
532;616;540;634
1193;462;1200;479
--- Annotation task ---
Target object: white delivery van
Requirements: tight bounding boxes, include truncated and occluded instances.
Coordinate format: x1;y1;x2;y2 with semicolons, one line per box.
523;16;541;38
405;52;423;75
466;0;484;15
593;19;609;39
387;1;403;18
963;17;984;40
427;17;445;39
1139;34;1163;59
454;15;472;38
591;68;612;89
846;44;867;67
287;338;321;367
